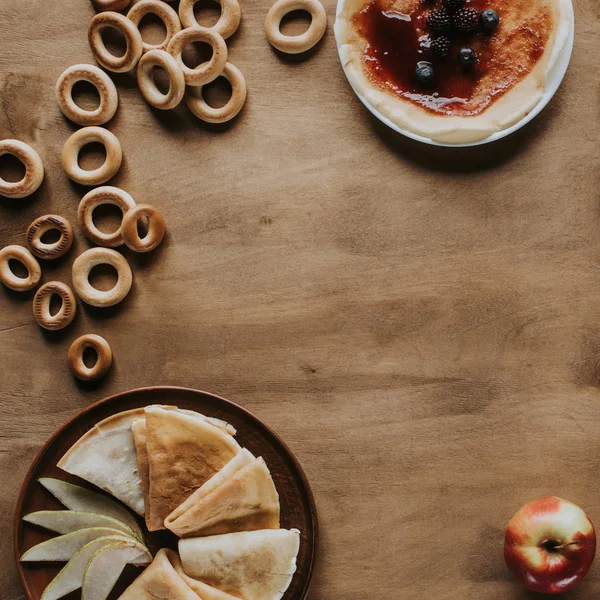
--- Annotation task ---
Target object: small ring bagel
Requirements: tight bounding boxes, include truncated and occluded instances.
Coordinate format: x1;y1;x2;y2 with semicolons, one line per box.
121;204;166;252
33;281;77;331
128;0;181;53
137;49;185;110
179;0;241;39
56;64;119;126
167;27;228;87
0;245;42;292
68;334;113;381
186;62;247;123
92;0;131;11
0;140;44;199
26;215;74;260
72;247;133;307
89;11;144;73
265;0;327;54
62;126;123;186
78;186;136;247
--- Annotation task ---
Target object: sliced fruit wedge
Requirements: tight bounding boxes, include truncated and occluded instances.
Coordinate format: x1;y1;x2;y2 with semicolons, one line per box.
20;527;136;562
24;511;138;538
39;478;143;540
82;541;152;600
41;536;151;600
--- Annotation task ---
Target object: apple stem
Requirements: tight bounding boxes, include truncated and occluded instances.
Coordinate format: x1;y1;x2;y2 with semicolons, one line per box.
554;541;579;550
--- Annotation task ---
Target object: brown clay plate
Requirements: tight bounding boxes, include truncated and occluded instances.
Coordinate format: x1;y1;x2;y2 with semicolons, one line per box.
14;386;318;600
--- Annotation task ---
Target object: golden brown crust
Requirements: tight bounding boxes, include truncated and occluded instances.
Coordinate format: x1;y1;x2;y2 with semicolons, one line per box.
88;11;143;73
144;406;241;531
26;215;74;259
0;139;44;199
167;28;228;87
137;49;185;110
179;0;241;39
78;186;136;247
67;334;113;381
121;204;166;253
33;281;77;331
62;126;123;186
166;456;280;538
265;0;327;54
127;0;181;53
72;247;133;307
0;245;41;291
186;62;247;124
56;64;118;126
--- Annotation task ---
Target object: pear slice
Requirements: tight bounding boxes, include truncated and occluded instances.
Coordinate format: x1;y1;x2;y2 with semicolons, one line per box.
39;478;143;540
24;511;138;538
82;541;152;600
21;527;135;562
41;536;151;600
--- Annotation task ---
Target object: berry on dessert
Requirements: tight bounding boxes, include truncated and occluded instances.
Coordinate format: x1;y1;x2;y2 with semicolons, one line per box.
415;61;435;86
458;46;477;66
442;0;464;13
427;8;451;32
453;7;479;31
431;36;451;58
480;8;500;30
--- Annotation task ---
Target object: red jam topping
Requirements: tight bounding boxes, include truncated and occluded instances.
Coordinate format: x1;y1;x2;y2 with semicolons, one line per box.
353;0;549;116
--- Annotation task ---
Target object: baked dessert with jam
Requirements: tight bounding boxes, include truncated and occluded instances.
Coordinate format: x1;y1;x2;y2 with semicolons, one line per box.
335;0;571;143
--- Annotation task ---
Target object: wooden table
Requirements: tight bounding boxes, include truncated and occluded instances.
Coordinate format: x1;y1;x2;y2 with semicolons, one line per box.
1;1;598;598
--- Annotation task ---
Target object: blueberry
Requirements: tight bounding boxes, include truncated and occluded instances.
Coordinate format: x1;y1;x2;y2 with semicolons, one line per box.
458;47;477;67
415;61;435;86
480;8;500;30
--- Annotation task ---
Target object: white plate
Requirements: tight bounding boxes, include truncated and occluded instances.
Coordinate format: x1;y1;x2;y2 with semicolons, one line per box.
334;0;575;147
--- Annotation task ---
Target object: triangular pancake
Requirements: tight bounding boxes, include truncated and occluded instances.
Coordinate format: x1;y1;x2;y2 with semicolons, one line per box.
165;450;254;529
118;548;199;600
165;453;280;537
145;406;241;531
131;419;149;517
58;409;146;515
179;529;301;600
172;556;242;600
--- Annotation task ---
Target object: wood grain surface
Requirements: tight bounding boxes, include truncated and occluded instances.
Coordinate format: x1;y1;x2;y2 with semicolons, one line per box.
0;0;599;599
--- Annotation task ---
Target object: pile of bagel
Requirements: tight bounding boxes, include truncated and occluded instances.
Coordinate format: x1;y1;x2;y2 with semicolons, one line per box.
86;0;327;122
0;132;166;382
0;0;328;382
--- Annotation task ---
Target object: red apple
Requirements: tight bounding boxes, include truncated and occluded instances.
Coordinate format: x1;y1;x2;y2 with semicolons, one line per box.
504;496;596;595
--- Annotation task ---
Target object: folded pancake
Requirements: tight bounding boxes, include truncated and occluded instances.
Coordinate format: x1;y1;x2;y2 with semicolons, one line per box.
145;406;242;531
131;419;149;515
118;548;199;600
179;529;301;600
166;450;280;537
172;557;242;600
57;409;146;515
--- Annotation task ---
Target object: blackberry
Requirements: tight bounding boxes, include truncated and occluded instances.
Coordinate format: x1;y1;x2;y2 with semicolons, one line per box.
431;36;451;58
442;0;464;13
428;9;451;32
415;61;435;86
480;8;500;30
458;46;477;66
453;7;480;31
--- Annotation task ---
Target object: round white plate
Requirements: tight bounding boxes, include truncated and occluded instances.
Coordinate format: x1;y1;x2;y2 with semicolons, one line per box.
334;0;575;147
